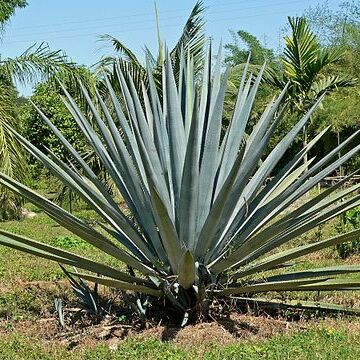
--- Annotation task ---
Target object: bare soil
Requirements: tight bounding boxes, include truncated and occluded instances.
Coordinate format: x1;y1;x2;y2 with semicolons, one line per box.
0;279;359;353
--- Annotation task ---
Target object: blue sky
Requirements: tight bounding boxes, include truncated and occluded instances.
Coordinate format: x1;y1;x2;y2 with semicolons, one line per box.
0;0;343;95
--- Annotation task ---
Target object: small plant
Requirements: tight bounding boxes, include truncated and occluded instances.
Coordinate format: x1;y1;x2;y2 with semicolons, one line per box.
0;48;360;324
50;236;90;249
336;206;360;259
118;314;126;323
343;206;360;227
54;298;65;328
60;265;100;315
337;239;360;259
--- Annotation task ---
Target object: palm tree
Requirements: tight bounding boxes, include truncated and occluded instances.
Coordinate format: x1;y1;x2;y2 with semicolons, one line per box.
0;41;82;219
0;81;26;219
96;1;206;95
265;17;356;164
266;17;356;112
224;30;275;67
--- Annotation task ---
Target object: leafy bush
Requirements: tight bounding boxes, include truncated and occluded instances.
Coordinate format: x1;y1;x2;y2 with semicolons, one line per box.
336;206;360;259
50;236;90;250
0;49;360;323
21;79;88;163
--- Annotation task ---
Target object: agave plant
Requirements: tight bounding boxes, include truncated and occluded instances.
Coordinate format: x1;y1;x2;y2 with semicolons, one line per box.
0;47;360;323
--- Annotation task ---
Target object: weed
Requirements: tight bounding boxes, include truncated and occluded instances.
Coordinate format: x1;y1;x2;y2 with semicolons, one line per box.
336;206;360;258
50;236;90;250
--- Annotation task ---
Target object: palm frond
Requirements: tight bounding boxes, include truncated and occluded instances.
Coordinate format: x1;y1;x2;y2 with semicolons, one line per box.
0;84;27;219
98;34;141;65
264;17;357;110
0;42;77;85
170;0;206;80
311;74;357;98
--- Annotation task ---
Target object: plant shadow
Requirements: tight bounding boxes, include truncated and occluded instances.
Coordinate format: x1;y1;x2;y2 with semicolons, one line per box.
160;326;182;341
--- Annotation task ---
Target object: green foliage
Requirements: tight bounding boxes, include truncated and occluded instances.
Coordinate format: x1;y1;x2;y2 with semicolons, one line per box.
313;86;360;133
0;49;360;323
50;235;90;250
223;31;275;131
305;1;360;49
301;85;360;173
0;42;77;86
21;79;88;163
0;84;27;220
224;30;275;66
0;1;83;219
0;288;53;321
336;206;360;259
303;4;360;170
265;17;356;113
0;0;27;27
337;238;360;260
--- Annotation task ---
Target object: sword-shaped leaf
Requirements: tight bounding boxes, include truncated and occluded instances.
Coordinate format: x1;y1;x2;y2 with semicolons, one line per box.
178;250;196;289
74;273;163;297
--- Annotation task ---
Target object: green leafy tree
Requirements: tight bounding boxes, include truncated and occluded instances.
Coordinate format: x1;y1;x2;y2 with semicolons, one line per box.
224;30;274;66
0;0;26;26
0;2;82;218
20;67;104;210
22;70;93;162
0;83;27;219
223;31;275;138
265;17;356;166
305;0;360;50
265;17;356;112
304;1;360;171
